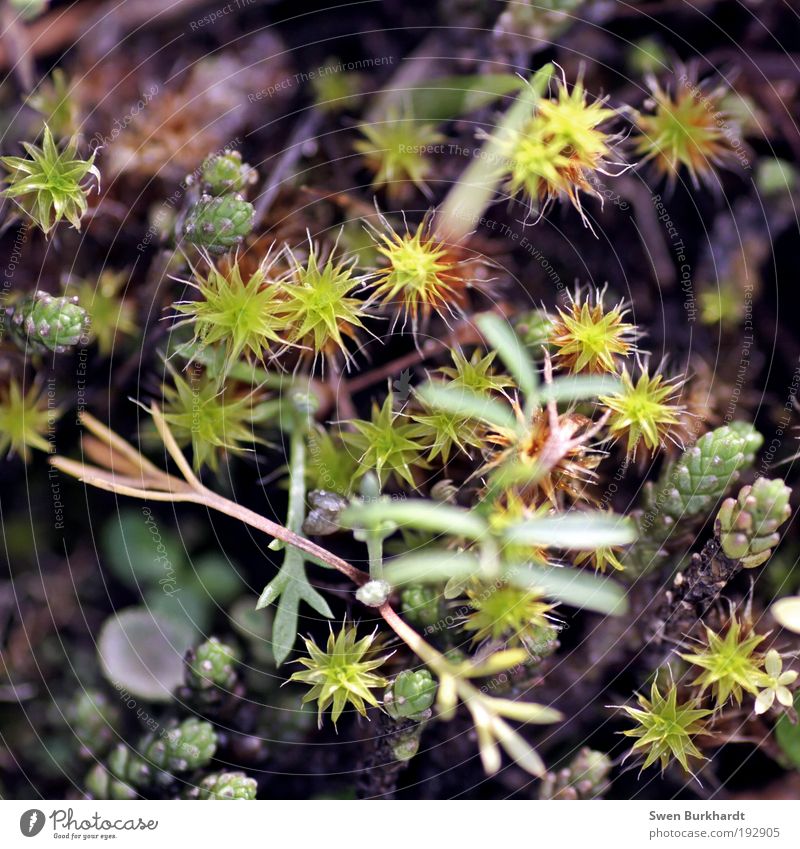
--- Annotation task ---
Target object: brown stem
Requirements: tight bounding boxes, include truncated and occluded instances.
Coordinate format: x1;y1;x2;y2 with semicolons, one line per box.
197;488;369;586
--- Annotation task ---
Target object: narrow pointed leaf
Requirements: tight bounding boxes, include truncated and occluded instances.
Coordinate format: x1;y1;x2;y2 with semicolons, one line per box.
476;313;538;401
506;563;629;616
416;381;517;431
503;513;636;549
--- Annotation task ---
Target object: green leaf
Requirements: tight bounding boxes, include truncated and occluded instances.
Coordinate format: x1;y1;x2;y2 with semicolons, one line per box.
343;498;489;540
776;693;800;770
489;697;563;724
384;549;482;585
436;64;554;243
537;375;621;405
97;606;195;702
416;381;517;431
404;74;526;122
193;553;243;604
506;563;629;616
462;649;530;677
101;509;187;590
503;513;636;549
476;313;538;402
491;719;547;776
259;550;333;666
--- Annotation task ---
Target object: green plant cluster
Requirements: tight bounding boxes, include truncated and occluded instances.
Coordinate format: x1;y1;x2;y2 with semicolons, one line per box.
5;27;797;800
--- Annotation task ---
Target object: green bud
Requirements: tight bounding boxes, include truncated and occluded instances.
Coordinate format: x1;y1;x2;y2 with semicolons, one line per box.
139;718;217;779
186;637;239;692
108;743;151;788
84;760;138;800
629;424;763;574
539;747;612;800
199;150;256;196
84;744;148;798
717;477;792;568
384;669;437;720
68;689;123;759
401;584;442;629
183;193;254;253
390;724;423;761
9;290;89;353
197;770;258;800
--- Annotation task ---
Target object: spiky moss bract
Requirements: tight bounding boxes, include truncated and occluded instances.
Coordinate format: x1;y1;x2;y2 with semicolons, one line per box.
409;401;484;464
574;544;625;574
75;271;137;356
343;393;429;488
281;242;372;360
173;253;286;365
487;490;552;566
620;681;712;774
600;365;684;456
550;290;636;374
438;349;514;394
370;217;465;326
482;407;602;505
9;290;89;354
354;112;444;198
680;617;767;707
27;69;79;139
306;425;360;497
160;367;264;472
0;379;59;461
1;125;98;234
182;193;255;254
717;477;792;568
497;76;619;219
463;582;555;648
635;72;742;187
289;624;390;728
